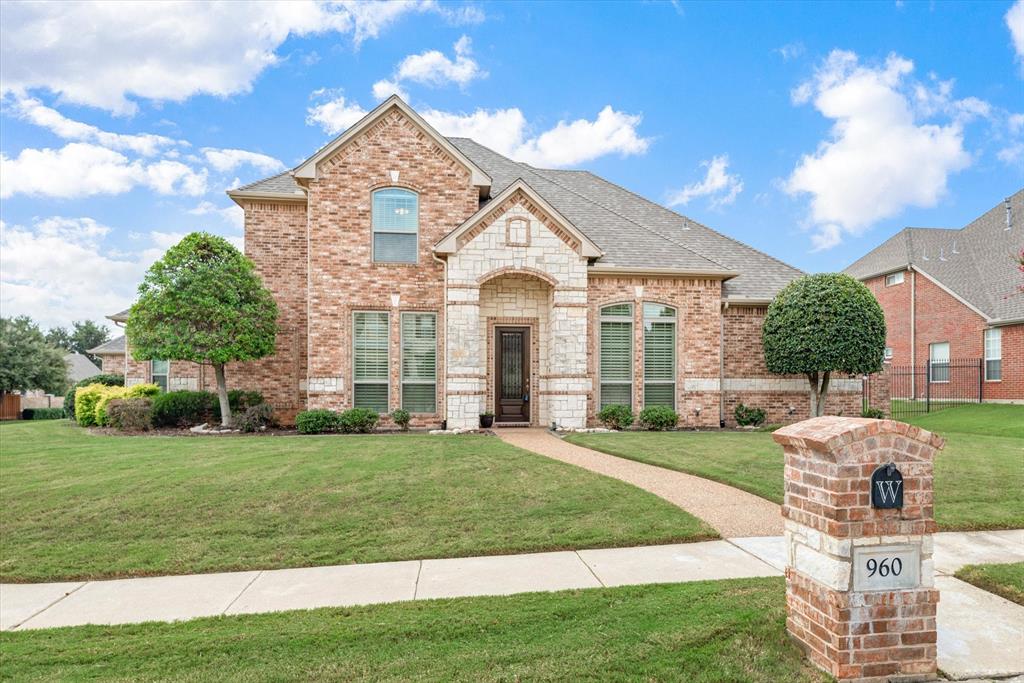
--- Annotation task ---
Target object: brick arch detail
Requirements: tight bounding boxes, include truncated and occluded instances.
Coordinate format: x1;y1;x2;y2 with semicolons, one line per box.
477;266;559;288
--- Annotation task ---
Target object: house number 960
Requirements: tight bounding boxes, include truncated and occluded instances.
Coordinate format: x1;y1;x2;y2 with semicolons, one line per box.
865;557;903;577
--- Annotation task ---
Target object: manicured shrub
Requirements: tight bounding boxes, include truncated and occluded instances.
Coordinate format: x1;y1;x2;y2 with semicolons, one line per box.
21;407;65;420
151;390;215;427
65;373;124;418
597;404;634;431
391;409;411;431
233;403;274;433
339;407;379;434
74;384;108;426
734;403;766;427
861;407;885;419
639;405;678;431
295;409;342;435
213;390;265;420
107;398;154;431
93;385;125;426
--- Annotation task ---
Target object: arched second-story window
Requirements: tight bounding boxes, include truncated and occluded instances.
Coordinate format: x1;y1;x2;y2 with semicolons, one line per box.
643;303;676;408
372;188;418;263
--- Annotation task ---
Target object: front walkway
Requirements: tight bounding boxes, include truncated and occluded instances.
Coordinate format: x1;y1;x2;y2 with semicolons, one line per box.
496;428;782;538
2;531;1021;679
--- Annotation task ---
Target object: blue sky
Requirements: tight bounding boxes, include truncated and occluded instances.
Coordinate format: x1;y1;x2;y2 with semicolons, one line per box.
1;0;1022;329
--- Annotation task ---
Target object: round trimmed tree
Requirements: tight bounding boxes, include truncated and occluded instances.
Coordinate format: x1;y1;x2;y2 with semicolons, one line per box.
126;233;278;427
762;273;885;417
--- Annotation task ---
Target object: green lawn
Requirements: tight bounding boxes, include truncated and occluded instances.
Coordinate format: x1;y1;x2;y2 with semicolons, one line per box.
0;578;828;683
955;562;1024;606
0;421;713;583
567;403;1024;531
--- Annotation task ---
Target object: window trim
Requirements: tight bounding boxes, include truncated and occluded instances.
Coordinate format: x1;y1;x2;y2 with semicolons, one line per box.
371;187;420;265
885;271;905;286
642;302;677;409
505;216;530;247
598;302;634;410
352;310;390;412
400;311;438;414
984;328;1002;382
150;359;169;391
928;341;950;384
883;347;893;361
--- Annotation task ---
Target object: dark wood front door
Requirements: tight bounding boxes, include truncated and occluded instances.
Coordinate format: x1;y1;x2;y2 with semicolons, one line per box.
495;327;530;423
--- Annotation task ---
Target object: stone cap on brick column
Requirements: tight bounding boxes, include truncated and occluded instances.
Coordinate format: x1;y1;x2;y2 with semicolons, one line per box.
773;416;944;461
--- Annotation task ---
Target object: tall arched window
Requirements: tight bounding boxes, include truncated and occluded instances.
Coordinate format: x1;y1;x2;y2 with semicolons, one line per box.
599;303;633;409
643;303;676;408
372;188;418;263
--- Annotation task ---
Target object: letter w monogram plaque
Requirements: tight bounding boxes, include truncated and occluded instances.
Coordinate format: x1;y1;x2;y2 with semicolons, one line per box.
871;463;904;509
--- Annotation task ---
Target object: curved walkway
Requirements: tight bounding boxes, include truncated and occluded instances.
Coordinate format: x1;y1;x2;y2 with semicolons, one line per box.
496;429;782;538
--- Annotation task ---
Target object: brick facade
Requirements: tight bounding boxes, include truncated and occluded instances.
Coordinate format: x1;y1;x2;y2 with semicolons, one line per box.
864;269;1023;402
775;417;942;682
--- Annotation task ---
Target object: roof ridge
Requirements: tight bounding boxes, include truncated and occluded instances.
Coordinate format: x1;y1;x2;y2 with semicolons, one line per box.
574;170;802;276
521;166;732;271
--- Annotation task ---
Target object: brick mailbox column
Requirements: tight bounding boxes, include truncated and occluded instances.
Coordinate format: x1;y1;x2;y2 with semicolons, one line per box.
773;416;945;682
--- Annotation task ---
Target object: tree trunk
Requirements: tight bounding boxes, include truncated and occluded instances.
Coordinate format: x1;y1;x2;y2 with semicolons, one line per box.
806;370;832;417
818;371;831;417
213;362;231;428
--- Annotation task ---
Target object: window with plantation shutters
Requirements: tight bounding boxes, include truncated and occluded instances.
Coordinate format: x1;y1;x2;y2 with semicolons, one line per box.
599;304;633;409
643;303;676;408
353;312;389;412
372;188;418;263
402;312;437;413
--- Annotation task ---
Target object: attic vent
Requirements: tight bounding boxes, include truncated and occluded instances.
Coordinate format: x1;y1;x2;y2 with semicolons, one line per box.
1006;198;1012;231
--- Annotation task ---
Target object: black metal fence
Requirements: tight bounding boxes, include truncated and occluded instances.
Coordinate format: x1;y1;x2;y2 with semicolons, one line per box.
865;358;983;422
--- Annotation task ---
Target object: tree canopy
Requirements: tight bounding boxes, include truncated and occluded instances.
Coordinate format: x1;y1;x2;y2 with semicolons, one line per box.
762;273;886;416
0;316;69;395
46;320;110;365
126;232;278;426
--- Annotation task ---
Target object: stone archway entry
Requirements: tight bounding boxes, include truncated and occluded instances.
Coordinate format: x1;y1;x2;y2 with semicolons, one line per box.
494;327;531;423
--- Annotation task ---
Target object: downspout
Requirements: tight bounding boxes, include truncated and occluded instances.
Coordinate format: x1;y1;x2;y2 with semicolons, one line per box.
719;300;727;428
910;269;916;398
432;251;448;426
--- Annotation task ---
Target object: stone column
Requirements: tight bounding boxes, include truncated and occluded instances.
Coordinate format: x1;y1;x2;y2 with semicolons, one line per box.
773;416;943;683
445;286;483;429
548;288;589;429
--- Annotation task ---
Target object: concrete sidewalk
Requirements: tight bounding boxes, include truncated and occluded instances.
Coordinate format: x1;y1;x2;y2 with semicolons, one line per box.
2;531;1021;680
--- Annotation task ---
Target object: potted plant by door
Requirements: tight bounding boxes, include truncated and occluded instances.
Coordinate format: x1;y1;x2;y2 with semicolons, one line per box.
479;411;494;429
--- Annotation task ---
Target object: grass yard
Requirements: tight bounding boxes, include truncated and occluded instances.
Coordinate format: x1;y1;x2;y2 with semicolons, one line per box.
567;403;1024;531
0;578;828;683
0;421;714;583
954;562;1024;606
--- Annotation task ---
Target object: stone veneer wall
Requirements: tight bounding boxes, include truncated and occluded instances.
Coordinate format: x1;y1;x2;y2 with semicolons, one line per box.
302;107;479;426
445;192;590;429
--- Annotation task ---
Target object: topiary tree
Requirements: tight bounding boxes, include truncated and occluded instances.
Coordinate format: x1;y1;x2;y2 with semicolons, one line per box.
0;316;68;395
126;233;278;427
762;273;885;417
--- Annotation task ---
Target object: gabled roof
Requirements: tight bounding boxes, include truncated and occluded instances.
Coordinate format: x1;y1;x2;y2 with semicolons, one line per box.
228;171;307;202
844;189;1024;323
64;352;102;382
292;96;491;190
88;335;126;355
435;178;604;259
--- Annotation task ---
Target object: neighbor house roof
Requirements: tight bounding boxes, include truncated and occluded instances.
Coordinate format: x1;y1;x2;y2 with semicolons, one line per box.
88;335;126;355
64;352;102;383
844;189;1024;323
107;309;130;323
229;98;804;301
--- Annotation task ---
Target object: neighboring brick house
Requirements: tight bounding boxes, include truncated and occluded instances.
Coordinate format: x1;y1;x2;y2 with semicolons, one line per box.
99;96;866;427
844;190;1024;403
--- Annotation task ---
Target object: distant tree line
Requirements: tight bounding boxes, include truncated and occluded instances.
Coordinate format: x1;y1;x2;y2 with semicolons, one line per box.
0;316;110;395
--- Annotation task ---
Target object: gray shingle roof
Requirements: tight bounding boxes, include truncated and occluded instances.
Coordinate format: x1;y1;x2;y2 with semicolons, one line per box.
233;135;804;300
64;352;102;383
88;335;126;355
844;189;1024;322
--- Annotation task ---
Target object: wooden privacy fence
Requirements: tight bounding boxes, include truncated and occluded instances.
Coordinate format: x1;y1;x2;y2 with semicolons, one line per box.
0;393;22;420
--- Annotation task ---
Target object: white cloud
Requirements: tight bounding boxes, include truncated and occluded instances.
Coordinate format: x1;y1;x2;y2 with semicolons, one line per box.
785;50;971;250
307;95;650;168
372;36;485;100
0;217;178;329
0;0;438;114
666;155;744;208
776;43;806;61
0;142;207;199
1008;0;1024;74
201;148;285;174
8;96;179;155
188;201;245;230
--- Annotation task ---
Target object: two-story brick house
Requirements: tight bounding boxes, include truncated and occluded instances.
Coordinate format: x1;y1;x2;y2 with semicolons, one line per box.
93;96;866;428
844;190;1024;402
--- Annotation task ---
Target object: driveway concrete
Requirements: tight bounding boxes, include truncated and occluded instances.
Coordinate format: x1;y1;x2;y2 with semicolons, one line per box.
936;575;1024;680
933;529;1024;574
496;428;782;538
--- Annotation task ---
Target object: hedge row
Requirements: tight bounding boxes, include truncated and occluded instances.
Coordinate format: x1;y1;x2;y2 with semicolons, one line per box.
22;407;65;420
596;405;680;431
150;390;264;427
64;374;124;418
295;408;379;434
74;383;161;427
